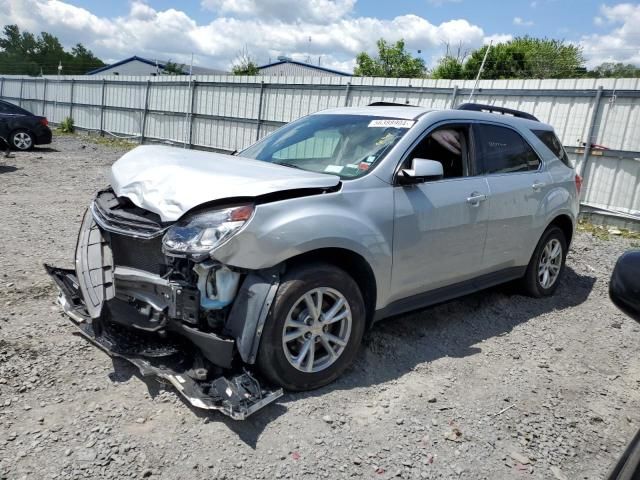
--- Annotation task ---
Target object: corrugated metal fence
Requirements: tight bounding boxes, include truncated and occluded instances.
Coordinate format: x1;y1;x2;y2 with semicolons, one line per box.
1;74;639;228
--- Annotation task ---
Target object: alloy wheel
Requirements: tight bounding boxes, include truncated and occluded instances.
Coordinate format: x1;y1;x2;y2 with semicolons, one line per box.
13;132;32;150
282;287;352;373
538;238;563;289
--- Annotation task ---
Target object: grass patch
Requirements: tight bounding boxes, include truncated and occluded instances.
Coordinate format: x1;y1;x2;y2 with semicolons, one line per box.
86;134;138;151
578;220;640;241
54;127;75;136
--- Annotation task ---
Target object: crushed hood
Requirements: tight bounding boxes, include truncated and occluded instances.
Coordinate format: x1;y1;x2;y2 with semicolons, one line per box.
110;145;340;222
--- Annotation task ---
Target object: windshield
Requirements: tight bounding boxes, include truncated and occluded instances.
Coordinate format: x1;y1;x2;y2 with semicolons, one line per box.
240;114;414;179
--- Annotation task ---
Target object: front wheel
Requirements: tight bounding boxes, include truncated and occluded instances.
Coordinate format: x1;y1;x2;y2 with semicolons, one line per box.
522;226;567;297
257;263;365;391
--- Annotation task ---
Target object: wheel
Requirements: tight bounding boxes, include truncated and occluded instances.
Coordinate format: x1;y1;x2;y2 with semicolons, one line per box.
257;263;366;391
10;129;34;151
522;226;567;297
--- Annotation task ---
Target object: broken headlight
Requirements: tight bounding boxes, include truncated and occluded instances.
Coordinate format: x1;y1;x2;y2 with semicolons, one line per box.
162;205;254;257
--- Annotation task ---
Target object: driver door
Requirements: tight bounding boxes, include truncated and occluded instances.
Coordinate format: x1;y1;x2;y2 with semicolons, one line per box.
390;123;490;303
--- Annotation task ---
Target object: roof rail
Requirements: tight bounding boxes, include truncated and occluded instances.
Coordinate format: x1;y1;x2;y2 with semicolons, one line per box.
368;101;417;107
456;103;539;122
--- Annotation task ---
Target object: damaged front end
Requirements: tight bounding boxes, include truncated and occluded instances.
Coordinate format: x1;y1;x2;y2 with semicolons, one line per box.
46;188;282;420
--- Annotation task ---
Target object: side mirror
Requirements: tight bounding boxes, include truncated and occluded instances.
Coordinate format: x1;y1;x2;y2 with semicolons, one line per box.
610;251;640;323
399;158;444;185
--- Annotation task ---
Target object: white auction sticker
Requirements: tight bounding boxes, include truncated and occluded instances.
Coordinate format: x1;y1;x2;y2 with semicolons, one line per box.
368;119;415;128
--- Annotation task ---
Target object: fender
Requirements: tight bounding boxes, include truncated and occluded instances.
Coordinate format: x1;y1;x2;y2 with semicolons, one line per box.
211;183;395;309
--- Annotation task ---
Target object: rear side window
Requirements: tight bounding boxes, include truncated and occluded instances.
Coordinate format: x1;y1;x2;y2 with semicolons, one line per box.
475;124;541;174
0;101;26;115
532;130;571;168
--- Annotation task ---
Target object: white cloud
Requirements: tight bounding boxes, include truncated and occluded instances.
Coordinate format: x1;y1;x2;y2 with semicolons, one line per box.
484;34;513;45
201;0;357;23
513;17;534;27
581;3;640;67
0;0;498;73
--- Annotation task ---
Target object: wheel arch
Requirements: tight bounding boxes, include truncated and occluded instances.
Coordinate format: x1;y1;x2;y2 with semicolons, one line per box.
283;247;378;330
547;214;574;248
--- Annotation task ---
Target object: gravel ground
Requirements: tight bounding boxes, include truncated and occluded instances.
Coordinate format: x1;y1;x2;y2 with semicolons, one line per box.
1;134;640;480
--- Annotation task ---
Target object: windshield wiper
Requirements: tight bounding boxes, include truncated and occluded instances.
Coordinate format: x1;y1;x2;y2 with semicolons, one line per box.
273;161;304;170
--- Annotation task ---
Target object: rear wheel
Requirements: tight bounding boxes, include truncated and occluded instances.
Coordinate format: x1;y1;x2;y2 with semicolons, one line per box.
257;263;365;391
522;226;567;297
10;129;34;151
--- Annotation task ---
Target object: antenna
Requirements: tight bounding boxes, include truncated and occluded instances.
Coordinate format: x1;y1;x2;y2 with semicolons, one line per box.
467;41;491;103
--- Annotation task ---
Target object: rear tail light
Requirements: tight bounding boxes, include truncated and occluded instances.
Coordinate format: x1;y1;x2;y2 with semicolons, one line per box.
575;174;583;195
39;118;48;127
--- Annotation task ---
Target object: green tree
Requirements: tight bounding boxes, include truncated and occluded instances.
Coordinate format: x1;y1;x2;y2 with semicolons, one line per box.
431;56;465;79
354;39;426;78
588;62;640;78
162;60;186;75
0;24;105;75
460;37;585;80
231;47;260;76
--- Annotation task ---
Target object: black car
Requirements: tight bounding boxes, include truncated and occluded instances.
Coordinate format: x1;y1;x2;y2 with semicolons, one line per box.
608;250;640;479
0;99;52;151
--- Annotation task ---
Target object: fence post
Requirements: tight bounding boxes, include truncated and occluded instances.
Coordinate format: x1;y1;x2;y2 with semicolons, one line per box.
449;85;458;108
343;81;352;107
99;78;106;136
255;80;265;141
18;77;24;107
0;77;4;99
579;85;604;187
187;80;197;149
140;79;150;144
42;78;47;116
69;78;75;120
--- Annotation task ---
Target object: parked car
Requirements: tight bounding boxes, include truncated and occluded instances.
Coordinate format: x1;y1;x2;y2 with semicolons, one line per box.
607;250;640;479
0;99;52;150
47;102;580;419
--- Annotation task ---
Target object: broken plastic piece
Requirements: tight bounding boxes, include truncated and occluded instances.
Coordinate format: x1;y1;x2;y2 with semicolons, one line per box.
45;265;282;420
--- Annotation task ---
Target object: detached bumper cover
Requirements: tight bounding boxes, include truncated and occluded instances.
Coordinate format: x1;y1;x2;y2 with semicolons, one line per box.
45;265;282;420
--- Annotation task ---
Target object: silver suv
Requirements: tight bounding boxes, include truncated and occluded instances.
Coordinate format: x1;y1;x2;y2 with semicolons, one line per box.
47;103;580;419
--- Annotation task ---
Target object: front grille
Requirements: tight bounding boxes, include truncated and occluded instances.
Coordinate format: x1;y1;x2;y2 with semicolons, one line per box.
109;233;166;275
90;188;171;275
92;188;168;239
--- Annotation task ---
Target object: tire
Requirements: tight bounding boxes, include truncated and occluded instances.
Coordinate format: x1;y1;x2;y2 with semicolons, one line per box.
257;263;366;391
522;226;567;297
10;129;34;151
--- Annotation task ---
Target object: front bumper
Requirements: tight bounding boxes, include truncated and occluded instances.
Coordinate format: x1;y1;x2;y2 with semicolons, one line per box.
45;263;282;420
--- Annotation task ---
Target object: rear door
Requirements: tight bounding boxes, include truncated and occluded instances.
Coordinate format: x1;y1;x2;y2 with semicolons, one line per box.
473;123;551;271
390;122;490;302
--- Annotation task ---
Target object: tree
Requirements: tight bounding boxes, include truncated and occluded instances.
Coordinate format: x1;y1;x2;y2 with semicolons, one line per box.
354;39;426;78
231;47;259;76
162;60;186;75
460;37;585;80
430;37;586;79
588;62;640;78
0;24;105;75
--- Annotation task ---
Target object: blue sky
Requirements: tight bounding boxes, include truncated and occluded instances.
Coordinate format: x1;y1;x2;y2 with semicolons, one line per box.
2;0;639;71
65;0;605;42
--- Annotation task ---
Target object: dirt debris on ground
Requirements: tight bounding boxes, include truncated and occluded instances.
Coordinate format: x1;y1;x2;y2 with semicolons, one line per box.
1;134;640;479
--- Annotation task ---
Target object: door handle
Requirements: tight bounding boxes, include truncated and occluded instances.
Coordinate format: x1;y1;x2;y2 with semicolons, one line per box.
532;181;546;191
466;192;487;205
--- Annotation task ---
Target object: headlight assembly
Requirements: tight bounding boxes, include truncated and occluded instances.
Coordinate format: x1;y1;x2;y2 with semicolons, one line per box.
162;205;254;257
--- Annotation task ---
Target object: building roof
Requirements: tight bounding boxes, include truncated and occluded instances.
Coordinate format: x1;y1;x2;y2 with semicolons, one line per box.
257;59;352;76
86;56;227;75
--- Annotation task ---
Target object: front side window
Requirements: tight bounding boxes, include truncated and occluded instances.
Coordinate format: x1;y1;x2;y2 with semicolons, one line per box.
241;114;413;179
532;129;571;168
475;124;540;175
404;125;471;179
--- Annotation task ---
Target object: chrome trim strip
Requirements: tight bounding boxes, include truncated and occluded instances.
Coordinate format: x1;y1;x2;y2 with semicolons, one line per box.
90;201;168;239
